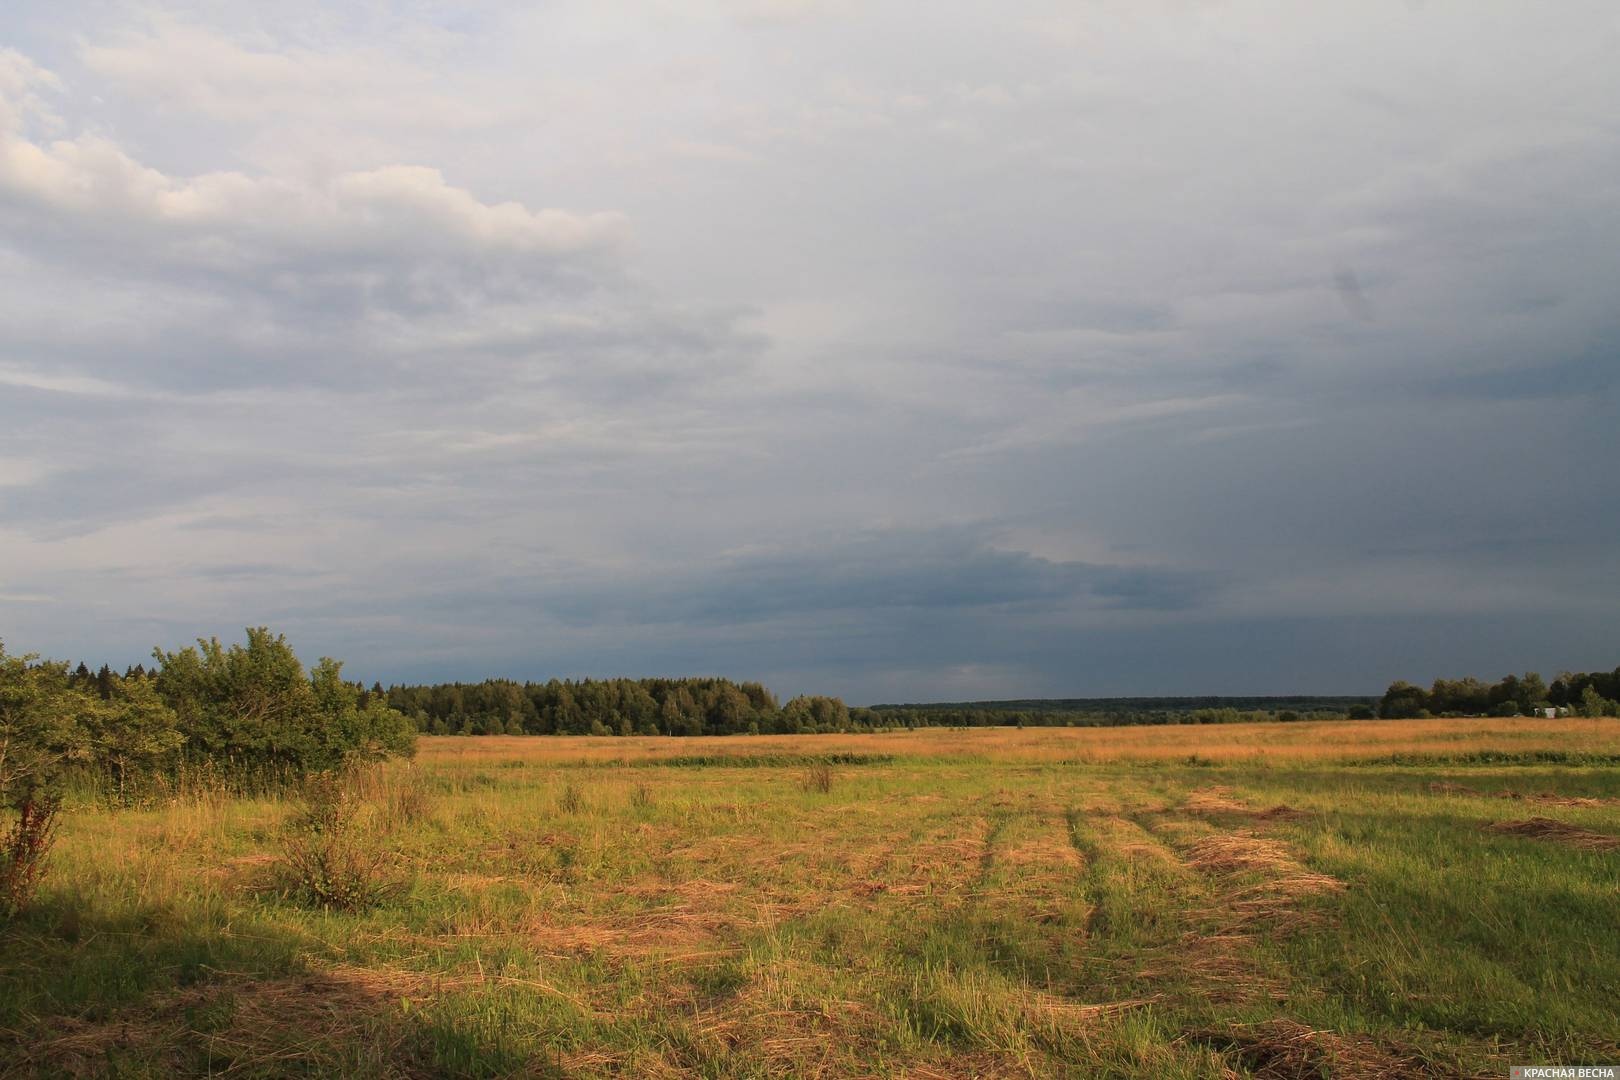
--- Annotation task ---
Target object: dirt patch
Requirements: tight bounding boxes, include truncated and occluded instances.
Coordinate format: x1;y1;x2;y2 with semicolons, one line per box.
1186;1020;1444;1079
1482;817;1620;851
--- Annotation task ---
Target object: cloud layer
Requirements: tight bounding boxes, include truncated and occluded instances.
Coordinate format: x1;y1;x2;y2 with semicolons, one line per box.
2;3;1617;701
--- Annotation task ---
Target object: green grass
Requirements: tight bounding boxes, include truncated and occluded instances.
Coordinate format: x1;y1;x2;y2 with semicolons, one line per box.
2;746;1618;1076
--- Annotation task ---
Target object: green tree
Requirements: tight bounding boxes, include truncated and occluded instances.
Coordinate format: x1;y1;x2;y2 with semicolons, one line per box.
1378;681;1429;719
1577;684;1616;719
79;676;183;800
153;628;413;781
0;645;88;805
1516;672;1549;713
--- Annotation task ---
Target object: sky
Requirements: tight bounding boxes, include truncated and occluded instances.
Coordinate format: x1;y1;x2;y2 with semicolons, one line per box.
1;1;1617;703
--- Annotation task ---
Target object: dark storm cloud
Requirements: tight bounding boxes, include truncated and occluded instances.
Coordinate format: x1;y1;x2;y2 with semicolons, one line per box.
451;530;1215;628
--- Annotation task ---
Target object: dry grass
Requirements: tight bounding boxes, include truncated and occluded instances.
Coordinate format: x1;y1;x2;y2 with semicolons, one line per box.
416;716;1620;766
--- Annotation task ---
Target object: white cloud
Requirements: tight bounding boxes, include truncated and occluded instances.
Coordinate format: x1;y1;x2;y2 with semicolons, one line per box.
0;127;627;266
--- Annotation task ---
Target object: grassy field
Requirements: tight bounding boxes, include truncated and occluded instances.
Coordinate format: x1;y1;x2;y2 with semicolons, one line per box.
3;719;1618;1077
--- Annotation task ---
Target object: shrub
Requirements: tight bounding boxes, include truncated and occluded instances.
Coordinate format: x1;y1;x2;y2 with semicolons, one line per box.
1;794;61;920
280;771;402;911
154;628;416;788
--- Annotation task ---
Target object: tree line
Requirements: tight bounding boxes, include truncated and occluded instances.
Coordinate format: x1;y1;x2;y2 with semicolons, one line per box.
865;696;1378;729
1377;665;1620;719
380;679;852;736
374;684;1384;735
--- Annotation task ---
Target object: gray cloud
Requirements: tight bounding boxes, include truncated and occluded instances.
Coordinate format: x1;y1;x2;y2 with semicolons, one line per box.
2;2;1618;701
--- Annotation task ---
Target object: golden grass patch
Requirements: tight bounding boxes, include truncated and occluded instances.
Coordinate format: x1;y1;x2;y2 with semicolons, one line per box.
417;716;1620;766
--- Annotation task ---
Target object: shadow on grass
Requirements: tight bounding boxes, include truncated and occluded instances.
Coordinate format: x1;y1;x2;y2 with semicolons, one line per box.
0;893;557;1079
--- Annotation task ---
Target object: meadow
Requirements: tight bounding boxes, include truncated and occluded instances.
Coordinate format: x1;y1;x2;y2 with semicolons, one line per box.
3;718;1618;1077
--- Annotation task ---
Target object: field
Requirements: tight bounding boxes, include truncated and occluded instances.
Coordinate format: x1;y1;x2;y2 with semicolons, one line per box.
3;718;1618;1077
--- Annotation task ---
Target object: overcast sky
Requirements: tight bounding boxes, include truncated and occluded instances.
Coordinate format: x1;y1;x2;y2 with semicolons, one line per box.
2;1;1617;702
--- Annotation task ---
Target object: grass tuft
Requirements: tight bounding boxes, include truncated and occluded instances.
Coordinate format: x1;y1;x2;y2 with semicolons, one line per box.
800;761;834;794
279;771;403;911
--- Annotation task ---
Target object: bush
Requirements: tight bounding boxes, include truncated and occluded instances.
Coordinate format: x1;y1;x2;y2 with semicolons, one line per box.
154;628;415;787
280;771;402;911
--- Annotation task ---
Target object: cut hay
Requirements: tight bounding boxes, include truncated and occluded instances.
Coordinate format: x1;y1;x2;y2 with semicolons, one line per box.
1186;1020;1439;1079
999;837;1084;869
1182;788;1251;815
1184;835;1300;875
1499;791;1607;808
1427;782;1608;808
1183;788;1305;821
1183;835;1346;935
1482;817;1620;851
1427;781;1479;796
